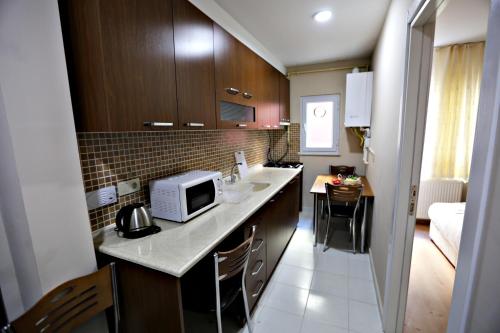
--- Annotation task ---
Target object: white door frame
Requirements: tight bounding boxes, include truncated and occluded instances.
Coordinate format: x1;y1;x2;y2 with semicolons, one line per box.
381;0;498;332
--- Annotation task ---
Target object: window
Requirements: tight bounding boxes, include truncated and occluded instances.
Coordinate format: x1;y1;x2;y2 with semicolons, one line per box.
300;94;340;155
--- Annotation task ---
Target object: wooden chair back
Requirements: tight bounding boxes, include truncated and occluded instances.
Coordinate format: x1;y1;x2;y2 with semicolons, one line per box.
329;165;356;176
325;183;363;206
215;227;256;281
10;264;118;333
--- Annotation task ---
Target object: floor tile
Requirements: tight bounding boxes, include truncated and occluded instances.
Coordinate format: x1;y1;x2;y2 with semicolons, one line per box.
301;319;349;333
263;282;309;316
348;252;370;262
348;277;377;304
349;300;383;333
310;270;348;299
241;306;303;333
349;258;373;280
315;251;349;276
282;248;318;270
304;291;349;328
275;264;314;289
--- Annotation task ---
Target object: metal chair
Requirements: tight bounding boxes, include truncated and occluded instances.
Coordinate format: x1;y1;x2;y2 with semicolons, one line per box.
3;263;119;333
213;226;256;333
324;183;363;253
329;165;357;176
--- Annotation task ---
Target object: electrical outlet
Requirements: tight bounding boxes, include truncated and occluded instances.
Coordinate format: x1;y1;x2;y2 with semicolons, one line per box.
86;186;117;210
117;178;141;196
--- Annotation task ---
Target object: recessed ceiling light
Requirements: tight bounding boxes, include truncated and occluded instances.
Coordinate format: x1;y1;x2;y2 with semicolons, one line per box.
313;10;332;23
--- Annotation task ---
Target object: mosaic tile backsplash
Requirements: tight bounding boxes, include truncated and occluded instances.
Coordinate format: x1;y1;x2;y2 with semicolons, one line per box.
78;124;300;231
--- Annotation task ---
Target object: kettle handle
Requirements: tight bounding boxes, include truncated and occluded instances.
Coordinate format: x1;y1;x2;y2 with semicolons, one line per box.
115;205;136;234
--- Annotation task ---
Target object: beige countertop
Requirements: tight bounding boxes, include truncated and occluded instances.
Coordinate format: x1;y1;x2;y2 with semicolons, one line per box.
93;165;302;277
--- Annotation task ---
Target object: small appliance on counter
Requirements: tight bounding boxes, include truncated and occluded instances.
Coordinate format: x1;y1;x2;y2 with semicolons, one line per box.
150;170;223;222
115;203;161;239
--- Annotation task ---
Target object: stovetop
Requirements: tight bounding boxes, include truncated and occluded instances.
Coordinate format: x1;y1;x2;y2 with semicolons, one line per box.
264;161;303;169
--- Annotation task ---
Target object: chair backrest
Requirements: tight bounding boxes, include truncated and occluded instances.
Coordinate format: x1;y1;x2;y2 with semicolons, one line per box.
215;227;256;281
11;264;117;333
325;183;363;206
330;165;356;176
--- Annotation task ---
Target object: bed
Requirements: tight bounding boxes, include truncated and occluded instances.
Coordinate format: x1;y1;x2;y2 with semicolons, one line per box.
428;202;466;267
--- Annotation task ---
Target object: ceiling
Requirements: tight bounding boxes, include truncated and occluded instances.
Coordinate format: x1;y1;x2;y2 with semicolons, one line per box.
213;0;391;67
434;0;490;47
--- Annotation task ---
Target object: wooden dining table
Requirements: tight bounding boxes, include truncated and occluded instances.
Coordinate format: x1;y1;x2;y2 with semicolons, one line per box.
310;175;374;253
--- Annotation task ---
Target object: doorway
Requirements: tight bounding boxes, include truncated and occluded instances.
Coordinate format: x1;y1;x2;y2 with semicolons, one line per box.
380;0;495;332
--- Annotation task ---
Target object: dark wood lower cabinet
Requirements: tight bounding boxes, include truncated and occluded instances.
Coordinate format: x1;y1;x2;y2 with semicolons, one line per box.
97;173;301;332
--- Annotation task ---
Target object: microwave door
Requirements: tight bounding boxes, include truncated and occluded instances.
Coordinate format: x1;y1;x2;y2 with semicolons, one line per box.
182;179;216;220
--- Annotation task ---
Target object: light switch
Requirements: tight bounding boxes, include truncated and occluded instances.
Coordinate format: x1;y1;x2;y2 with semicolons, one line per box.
117;178;141;196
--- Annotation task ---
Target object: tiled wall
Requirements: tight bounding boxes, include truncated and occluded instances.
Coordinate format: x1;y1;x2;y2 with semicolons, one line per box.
77;125;300;231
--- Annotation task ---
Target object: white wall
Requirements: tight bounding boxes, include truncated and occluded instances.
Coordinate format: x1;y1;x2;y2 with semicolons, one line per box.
289;70;365;208
0;0;97;323
365;0;413;305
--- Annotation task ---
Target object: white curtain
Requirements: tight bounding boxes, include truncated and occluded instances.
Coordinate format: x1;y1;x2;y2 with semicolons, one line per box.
420;42;485;181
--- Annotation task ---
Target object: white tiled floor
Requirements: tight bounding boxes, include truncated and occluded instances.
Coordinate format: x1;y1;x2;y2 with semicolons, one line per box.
241;211;383;333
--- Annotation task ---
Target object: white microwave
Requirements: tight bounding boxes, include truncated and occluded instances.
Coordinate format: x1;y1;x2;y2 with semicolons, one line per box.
149;170;223;222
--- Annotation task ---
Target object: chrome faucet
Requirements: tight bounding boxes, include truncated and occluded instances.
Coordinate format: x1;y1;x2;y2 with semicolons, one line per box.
230;163;242;184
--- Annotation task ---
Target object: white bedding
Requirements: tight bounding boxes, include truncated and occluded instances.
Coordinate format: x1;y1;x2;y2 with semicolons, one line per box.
428;202;466;266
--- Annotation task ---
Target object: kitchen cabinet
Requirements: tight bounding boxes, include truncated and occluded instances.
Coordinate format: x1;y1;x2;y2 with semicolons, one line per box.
60;0;178;131
213;23;259;129
256;63;280;129
279;74;291;125
173;0;216;130
345;71;373;127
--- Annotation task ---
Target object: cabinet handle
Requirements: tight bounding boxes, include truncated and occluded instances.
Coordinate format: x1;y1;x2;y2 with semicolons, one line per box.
251;239;264;253
237;124;247;128
273;125;279;128
252;281;264;298
279;121;290;126
242;92;253;99
263;125;271;128
225;87;240;95
269;199;276;203
144;121;173;127
251;260;264;276
185;122;205;127
279;190;284;194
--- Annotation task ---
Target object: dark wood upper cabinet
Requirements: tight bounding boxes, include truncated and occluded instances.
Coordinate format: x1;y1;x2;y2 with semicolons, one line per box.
213;23;258;129
173;0;216;130
60;0;178;131
256;63;280;129
279;74;291;124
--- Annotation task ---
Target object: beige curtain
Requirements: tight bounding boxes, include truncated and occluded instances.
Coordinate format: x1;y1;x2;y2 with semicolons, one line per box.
421;42;485;180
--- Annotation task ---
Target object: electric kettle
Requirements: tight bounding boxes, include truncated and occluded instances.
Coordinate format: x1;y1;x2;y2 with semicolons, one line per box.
115;203;160;239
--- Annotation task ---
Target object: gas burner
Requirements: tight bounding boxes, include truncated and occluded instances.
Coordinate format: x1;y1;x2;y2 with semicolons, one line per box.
264;162;303;169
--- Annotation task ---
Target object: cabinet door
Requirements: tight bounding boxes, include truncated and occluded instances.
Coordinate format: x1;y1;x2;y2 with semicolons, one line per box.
264;191;285;278
173;0;216;130
257;62;280;129
99;0;178;131
214;24;257;129
279;74;291;124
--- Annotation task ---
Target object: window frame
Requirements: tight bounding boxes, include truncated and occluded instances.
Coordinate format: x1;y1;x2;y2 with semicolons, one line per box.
299;94;341;156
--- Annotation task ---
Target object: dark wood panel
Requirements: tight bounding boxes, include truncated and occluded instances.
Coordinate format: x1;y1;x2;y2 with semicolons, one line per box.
98;254;185;333
279;74;290;123
99;0;178;131
257;63;280;129
173;0;216;130
213;23;258;129
59;0;110;131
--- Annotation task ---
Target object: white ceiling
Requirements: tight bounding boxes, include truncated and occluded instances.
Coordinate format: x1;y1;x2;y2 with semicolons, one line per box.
434;0;490;47
213;0;391;67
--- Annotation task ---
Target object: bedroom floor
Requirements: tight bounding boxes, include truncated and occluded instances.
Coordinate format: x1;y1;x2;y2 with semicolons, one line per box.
403;224;456;333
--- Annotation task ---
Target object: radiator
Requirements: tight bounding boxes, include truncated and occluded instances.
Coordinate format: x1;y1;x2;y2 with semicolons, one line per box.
416;179;464;219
